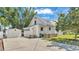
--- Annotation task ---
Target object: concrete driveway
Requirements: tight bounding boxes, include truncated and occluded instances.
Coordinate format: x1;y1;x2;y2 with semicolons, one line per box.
2;37;66;51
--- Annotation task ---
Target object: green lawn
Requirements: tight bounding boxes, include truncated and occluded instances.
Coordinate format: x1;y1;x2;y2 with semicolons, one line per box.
51;35;79;40
49;35;79;46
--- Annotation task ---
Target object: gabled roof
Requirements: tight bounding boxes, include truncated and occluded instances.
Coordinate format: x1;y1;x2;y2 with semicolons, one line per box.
37;18;51;25
28;17;55;27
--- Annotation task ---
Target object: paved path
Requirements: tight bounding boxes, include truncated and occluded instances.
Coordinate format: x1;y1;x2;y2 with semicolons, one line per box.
49;42;79;51
3;37;66;51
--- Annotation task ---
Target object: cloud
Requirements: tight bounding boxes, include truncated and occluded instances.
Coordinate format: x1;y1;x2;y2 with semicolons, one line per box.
41;16;50;19
35;8;54;14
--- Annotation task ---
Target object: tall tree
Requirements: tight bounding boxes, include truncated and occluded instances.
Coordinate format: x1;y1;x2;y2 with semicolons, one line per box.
0;7;37;29
66;7;79;39
56;13;67;32
3;7;20;28
56;7;79;39
0;17;10;29
22;7;37;27
19;7;37;36
0;16;10;38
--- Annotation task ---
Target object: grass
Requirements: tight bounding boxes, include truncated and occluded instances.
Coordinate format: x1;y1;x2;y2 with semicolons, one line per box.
51;35;79;40
49;34;79;46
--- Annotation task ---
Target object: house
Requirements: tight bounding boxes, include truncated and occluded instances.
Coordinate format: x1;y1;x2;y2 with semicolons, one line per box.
6;28;21;38
23;17;57;38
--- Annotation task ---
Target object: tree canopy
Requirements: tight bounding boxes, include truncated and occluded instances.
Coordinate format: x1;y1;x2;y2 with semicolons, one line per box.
0;7;37;29
56;7;79;39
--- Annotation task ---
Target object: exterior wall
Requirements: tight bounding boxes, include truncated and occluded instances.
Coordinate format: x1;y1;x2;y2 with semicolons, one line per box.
31;25;57;38
38;25;57;35
24;27;32;37
24;25;39;37
29;18;40;26
32;25;40;37
24;31;32;37
24;18;57;38
6;29;21;38
24;25;57;38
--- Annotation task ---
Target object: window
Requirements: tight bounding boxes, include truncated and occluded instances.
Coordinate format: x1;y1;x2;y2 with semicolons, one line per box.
49;27;51;30
40;27;43;31
34;21;36;25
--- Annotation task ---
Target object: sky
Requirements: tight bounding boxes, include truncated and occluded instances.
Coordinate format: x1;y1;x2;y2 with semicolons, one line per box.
34;7;70;21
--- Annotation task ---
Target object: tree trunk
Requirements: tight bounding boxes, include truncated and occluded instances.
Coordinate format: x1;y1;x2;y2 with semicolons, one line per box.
3;27;7;38
75;32;77;40
3;29;5;38
21;29;24;37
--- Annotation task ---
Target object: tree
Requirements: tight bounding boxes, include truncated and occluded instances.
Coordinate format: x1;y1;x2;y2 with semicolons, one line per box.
0;7;37;37
56;13;67;33
56;7;79;40
19;7;37;36
22;7;37;27
0;7;37;29
66;7;79;39
3;7;20;28
0;16;10;38
0;17;10;29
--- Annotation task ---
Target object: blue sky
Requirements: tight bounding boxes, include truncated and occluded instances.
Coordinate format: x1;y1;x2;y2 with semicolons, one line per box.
34;7;70;21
